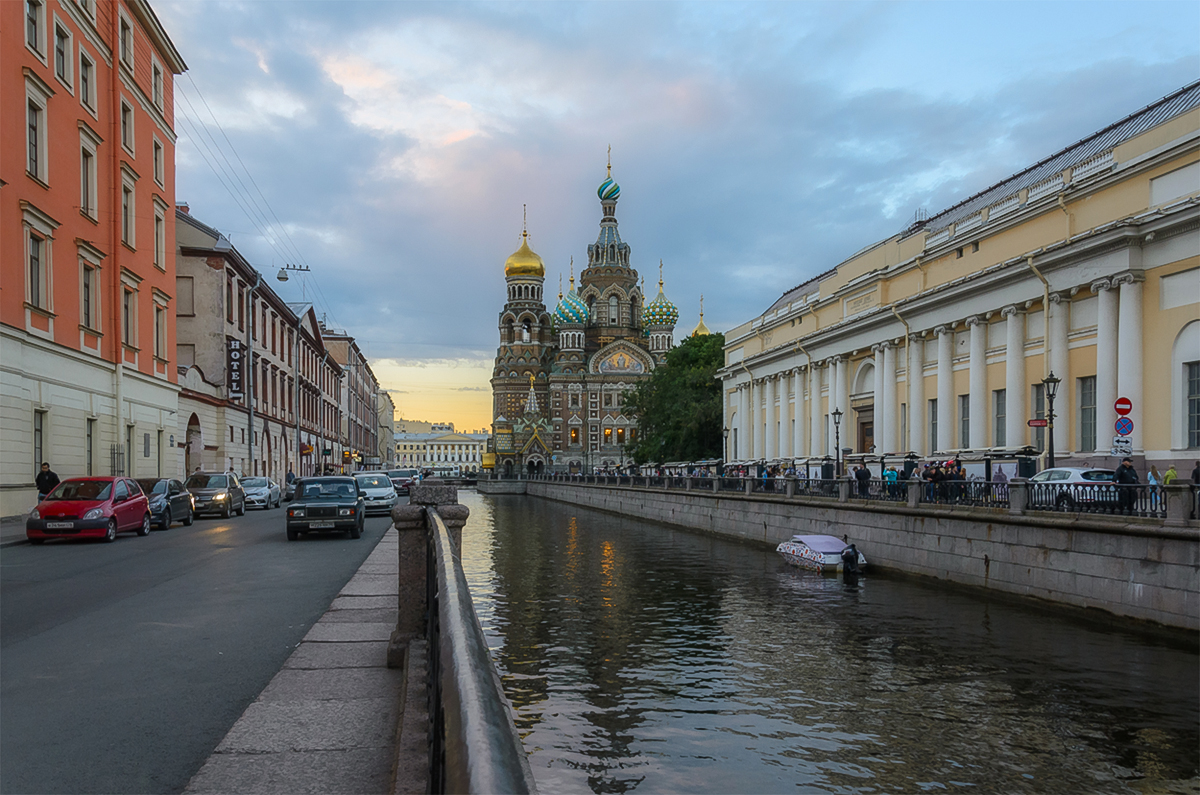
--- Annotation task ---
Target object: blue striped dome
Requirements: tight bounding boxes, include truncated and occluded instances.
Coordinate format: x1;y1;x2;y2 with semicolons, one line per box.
554;289;589;326
597;177;621;201
643;285;678;327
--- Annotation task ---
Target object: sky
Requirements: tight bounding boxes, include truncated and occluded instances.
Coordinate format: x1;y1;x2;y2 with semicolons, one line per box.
157;1;1200;432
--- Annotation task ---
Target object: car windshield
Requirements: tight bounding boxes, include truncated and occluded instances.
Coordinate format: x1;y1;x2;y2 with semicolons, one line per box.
48;480;112;501
242;477;268;488
298;481;357;500
389;470;417;478
187;474;227;489
136;479;168;495
356;475;391;489
1081;470;1116;481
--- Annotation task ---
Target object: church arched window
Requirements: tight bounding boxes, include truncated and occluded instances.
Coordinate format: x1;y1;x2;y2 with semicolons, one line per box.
609;295;619;325
608;245;616;262
522;319;531;342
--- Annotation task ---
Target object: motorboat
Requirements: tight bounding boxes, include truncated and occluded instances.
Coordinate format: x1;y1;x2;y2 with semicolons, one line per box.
776;534;867;573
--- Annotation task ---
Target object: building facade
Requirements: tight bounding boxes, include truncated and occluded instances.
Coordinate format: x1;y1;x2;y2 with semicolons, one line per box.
719;82;1200;473
490;167;679;475
394;431;488;473
322;329;381;471
2;0;186;514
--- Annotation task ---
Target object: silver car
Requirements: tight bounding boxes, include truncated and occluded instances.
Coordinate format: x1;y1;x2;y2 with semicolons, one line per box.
242;477;282;509
354;473;397;515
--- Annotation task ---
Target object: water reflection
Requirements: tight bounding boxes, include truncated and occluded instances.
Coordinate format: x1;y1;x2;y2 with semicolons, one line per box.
459;492;1199;794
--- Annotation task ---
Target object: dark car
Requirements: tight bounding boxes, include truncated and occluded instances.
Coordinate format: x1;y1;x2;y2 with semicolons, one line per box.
185;472;246;518
387;469;418;495
136;478;195;530
286;477;365;541
27;477;151;543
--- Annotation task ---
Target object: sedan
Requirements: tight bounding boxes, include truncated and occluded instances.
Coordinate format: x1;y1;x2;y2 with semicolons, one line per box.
242;477;282;509
354;473;398;515
27;477;152;543
286;477;365;540
186;472;247;518
136;478;195;530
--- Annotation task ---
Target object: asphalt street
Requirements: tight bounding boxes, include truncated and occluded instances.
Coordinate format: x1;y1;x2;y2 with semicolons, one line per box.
0;501;400;795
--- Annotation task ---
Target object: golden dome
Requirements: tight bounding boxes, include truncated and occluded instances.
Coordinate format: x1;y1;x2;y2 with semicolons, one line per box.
504;231;544;278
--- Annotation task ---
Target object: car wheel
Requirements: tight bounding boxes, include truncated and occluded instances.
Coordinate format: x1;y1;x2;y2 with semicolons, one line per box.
236;499;246;517
286;528;299;541
104;519;118;543
222;501;232;519
350;521;361;540
137;514;152;537
183;508;194;526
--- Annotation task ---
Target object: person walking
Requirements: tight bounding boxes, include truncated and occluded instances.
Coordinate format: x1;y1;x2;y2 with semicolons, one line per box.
1113;457;1140;514
855;464;871;497
35;463;60;500
1191;460;1200;484
1163;464;1178;486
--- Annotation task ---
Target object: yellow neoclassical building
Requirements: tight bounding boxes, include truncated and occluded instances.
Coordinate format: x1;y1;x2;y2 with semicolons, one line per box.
719;82;1200;472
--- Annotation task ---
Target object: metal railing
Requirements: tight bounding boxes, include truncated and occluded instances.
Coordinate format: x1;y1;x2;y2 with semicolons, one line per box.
427;509;537;794
920;480;1009;508
1027;482;1166;519
848;478;908;502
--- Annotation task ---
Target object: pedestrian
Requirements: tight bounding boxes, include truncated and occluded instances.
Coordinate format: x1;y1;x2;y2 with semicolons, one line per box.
1192;460;1200;485
1163;464;1178;486
884;466;898;497
1113;457;1139;513
855;464;871;497
35;462;60;500
286;469;295;484
1149;465;1162;487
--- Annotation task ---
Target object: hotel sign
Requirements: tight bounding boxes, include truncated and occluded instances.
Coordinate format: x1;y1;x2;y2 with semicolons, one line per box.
227;339;245;399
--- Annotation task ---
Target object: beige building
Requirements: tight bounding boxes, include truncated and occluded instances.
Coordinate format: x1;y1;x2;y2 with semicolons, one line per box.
394;430;488;473
719;82;1200;472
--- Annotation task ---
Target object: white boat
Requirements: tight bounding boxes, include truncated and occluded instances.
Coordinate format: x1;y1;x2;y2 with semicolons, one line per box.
776;534;867;573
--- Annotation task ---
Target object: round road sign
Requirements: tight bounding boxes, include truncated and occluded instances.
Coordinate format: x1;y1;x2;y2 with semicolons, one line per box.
1115;397;1132;416
1115;416;1134;436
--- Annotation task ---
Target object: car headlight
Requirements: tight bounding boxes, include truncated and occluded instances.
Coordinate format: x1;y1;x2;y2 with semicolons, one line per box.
82;508;103;520
339;508;353;516
29;508;40;520
289;508;305;518
213;492;228;501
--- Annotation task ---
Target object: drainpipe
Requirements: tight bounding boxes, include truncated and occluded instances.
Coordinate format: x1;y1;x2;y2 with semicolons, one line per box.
111;7;124;474
1026;256;1050;379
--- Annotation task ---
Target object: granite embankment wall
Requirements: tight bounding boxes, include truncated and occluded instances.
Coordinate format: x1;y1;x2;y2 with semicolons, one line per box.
486;481;1200;631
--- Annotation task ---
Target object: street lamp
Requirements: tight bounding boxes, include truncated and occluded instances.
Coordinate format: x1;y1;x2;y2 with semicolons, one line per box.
278;264;310;477
1042;371;1061;468
721;426;729;476
832;408;843;477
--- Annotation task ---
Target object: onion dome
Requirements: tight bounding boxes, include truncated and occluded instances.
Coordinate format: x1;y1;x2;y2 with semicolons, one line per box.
691;295;711;336
554;287;589;326
504;231;544;278
643;269;678;328
598;176;621;201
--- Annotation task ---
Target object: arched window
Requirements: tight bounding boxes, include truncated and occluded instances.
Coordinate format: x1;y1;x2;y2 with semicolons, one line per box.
608;245;616;262
522;319;531;343
609;295;619;325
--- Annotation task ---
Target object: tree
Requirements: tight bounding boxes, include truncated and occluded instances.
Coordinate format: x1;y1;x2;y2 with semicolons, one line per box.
624;333;725;464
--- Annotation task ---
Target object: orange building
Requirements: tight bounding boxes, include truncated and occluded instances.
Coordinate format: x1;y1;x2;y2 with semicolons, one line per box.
2;0;186;515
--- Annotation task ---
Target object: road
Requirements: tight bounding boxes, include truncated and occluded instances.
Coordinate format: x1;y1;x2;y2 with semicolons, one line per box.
0;502;399;795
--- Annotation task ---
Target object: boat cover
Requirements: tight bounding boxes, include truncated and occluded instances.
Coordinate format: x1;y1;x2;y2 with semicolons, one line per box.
790;535;847;554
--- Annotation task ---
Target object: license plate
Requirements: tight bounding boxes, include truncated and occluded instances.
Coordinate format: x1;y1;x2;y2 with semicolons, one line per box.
46;521;74;529
310;522;335;529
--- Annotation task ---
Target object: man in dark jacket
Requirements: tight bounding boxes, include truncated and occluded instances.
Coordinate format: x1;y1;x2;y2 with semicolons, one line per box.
1191;460;1200;485
35;463;60;499
854;465;871;497
1114;458;1139;513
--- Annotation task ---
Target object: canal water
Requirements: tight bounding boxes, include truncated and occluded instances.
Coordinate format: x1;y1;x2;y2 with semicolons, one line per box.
459;492;1199;794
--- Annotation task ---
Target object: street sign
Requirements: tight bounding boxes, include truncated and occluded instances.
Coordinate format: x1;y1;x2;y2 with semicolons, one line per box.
1027;419;1048;427
1114;397;1132;416
1111;436;1132;456
322;448;332;456
1114;417;1134;436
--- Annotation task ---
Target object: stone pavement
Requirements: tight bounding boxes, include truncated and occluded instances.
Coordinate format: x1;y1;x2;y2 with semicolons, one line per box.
185;528;427;795
2;515;29;547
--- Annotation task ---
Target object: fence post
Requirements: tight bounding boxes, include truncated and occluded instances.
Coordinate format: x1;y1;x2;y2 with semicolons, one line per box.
1163;483;1190;526
838;477;851;503
1008;478;1028;516
744;479;754;496
785;478;796;498
906;479;921;508
712;477;720;493
387;503;427;668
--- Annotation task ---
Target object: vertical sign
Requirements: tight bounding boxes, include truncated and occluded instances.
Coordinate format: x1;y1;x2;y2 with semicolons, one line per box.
227;339;244;399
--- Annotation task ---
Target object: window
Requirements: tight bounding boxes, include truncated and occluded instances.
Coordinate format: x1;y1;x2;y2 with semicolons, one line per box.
119;15;132;67
604;427;613;444
54;25;70;83
152;63;163;108
1079;376;1096;452
121;185;134;245
604;393;612;407
1187;362;1200;448
154;305;165;358
154;209;165;269
609;295;619;325
959;394;970;448
26;1;44;54
79;51;94;109
81;147;94;216
226;277;234;322
616;427;626;444
82;265;95;328
153;140;164;185
994;389;1006;447
929;399;938;452
120;101;134;153
177;343;195;367
86;418;95;476
29;234;45;309
1032;384;1045;452
34;410;46;472
28;101;42;178
122;289;134;346
177;276;195;316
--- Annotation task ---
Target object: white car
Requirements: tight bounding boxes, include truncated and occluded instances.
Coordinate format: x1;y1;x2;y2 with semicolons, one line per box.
1028;467;1117;509
354;473;398;515
242;477;282;509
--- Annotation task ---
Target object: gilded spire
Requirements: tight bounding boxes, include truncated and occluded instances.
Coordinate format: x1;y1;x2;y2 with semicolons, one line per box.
558;274;563;300
607;144;611;178
658;259;664;291
569;257;575;290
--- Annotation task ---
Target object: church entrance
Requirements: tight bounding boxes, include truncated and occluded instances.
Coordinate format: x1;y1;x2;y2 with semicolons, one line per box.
526;460;543;476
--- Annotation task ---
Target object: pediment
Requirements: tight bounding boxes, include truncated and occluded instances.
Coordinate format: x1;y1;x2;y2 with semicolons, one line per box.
589;340;653;375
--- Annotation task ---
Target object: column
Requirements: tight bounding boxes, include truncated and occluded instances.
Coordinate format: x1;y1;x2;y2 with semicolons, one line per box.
872;345;885;452
1047;294;1070;459
792;368;804;458
908;334;925;455
936;326;953;452
739;384;749;460
779;374;790;458
764;376;776;460
1093;279;1118;454
1003;305;1026;450
967;315;987;450
752;380;763;460
809;364;822;457
1116;272;1144;454
882;342;897;454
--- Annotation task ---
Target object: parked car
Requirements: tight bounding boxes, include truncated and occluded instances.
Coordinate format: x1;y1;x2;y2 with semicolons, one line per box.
242;477;282;509
1027;467;1118;509
387;469;419;495
354;472;398;515
136;478;195;530
286;477;365;540
283;479;296;501
185;471;246;518
27;477;151;543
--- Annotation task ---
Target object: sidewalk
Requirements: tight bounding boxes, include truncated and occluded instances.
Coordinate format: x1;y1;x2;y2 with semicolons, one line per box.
1;515;28;547
185;528;426;795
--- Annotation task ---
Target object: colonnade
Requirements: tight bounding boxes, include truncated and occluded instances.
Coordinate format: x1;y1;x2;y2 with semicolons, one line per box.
728;271;1145;461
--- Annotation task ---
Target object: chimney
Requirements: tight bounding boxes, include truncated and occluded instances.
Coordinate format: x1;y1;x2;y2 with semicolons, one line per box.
176;202;190;214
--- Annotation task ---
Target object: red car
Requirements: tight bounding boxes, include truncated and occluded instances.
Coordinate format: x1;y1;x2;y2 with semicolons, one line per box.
26;477;152;544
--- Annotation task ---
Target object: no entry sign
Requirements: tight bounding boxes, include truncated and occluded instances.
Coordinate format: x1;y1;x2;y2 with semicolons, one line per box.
1115;416;1134;436
1115;397;1132;416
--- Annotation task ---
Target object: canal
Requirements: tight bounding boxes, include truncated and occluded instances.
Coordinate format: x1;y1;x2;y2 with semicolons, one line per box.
458;491;1199;794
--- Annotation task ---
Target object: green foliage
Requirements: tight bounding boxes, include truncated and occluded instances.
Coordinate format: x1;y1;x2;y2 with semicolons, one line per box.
624;333;726;464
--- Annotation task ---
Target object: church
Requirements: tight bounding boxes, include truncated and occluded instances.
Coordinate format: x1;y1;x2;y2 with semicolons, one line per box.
490;165;688;475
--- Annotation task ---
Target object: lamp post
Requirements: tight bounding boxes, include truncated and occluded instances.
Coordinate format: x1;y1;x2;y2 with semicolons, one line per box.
832;408;843;477
1042;371;1061;468
277;264;308;478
